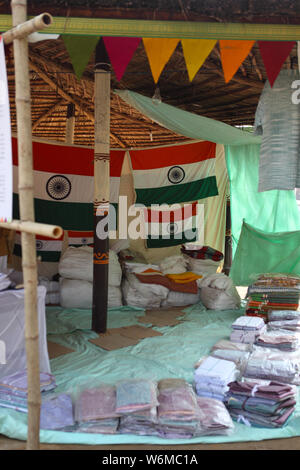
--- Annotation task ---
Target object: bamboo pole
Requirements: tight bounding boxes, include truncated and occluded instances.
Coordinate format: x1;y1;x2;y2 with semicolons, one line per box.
11;0;40;450
0;220;63;238
92;39;111;333
3;12;52;44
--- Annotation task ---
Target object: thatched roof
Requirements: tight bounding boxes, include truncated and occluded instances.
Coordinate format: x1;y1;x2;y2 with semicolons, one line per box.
2;1;300;148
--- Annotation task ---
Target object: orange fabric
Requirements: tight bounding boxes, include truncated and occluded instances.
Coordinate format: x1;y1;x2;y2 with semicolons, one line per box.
219;40;255;83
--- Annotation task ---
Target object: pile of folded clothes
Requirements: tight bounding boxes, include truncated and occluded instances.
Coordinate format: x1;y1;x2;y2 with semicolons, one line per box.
181;245;223;276
0;370;74;430
255;329;300;351
230;316;266;344
226;380;297;428
195;396;234;436
245;274;300;322
267;310;300;332
194;356;239;402
156;379;201;439
243;347;300;384
74;384;120;434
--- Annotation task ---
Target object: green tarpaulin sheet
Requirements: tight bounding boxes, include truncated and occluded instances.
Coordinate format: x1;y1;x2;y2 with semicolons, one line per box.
230;221;300;286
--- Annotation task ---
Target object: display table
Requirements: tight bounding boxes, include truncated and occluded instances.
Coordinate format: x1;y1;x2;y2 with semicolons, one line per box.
0;286;51;379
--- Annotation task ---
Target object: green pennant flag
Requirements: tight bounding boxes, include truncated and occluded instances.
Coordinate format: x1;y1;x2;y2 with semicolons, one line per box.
63;35;101;79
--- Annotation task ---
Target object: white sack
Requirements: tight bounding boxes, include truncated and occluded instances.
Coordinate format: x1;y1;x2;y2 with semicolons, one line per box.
60;278;123;309
122;273;168;309
161;289;201;308
159;255;188;275
185;256;220;276
200;286;241;310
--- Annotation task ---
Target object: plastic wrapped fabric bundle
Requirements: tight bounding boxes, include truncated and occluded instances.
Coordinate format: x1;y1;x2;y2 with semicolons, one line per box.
119;406;159;436
226;380;297;428
75;385;120;422
255;329;300;351
268;310;300;322
211;339;253;353
157;383;201;438
209;350;251;375
59;278;122;309
194;356;239;401
195;396;234;436
71;418;119;434
230;316;267;344
268;319;300;332
0;272;11;291
185;257;220;276
115;379;158;415
0;371;56;397
244;348;300;385
40;393;74;430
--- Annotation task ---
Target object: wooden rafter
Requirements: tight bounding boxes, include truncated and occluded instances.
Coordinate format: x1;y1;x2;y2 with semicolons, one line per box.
32;99;65;130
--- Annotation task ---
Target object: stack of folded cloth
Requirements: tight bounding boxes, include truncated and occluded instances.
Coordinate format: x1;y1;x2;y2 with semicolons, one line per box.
74;385;120;434
255;329;300;351
230;316;267;344
157;379;201;439
268;310;300;322
0;370;74;430
194;356;239;402
268;319;300;332
243;347;300;384
181;245;224;262
195;396;234;436
0;272;11;291
209;349;251;376
245;274;300;321
211;339;253;353
226;380;297;428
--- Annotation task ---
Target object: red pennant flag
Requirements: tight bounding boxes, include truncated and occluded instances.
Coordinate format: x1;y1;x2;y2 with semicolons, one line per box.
258;41;296;87
103;37;141;81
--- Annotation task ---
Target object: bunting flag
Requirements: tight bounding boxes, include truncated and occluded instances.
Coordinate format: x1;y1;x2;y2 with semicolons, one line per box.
143;38;180;83
62;35;100;80
219;40;255;83
181;39;217;81
144;202;198;248
12;138;125;261
258;41;296;87
103;36;141;81
129;141;218;205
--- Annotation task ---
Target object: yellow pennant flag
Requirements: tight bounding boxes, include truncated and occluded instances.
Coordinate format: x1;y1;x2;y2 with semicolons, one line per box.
219;40;255;83
143;38;180;84
181;39;217;81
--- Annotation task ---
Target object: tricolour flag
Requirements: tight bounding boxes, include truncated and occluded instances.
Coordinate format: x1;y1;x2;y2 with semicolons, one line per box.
144;202;199;248
129;141;218;205
14;231;64;262
12;138;125;262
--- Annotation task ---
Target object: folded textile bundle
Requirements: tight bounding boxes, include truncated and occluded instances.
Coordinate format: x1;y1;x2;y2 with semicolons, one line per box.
0;370;56;397
135;269;198;294
243;347;300;384
268;319;300;332
226;380;297;428
157;382;201;438
255;329;300;351
181;245;224;262
230;316;266;344
75;385;120;422
195;396;234;436
74;418;120;434
119;406;159;437
268;310;300;322
209;350;251;375
116;379;158;415
194;356;239;401
246;275;300;320
0;272;11;291
40;393;74;430
211;339;252;353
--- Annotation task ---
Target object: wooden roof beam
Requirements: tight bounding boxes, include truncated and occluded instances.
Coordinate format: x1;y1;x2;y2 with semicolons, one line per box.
32;99;65;130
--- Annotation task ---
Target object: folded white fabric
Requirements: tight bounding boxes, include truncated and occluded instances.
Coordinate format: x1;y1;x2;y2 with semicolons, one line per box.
194;356;239;401
231;316;265;331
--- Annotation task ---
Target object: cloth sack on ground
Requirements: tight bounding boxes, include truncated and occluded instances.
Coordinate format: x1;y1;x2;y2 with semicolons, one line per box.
60;278;122;309
161;289;201;308
184;256;221;276
200;286;240;310
122;273;168;309
159;256;188;275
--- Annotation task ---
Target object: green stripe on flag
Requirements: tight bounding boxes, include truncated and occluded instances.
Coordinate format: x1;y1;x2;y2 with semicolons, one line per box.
135;176;218;205
13;194;93;231
146;229;198;248
13;243;61;262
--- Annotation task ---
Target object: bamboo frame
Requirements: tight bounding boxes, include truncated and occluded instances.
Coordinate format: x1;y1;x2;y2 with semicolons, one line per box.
2;12;52;44
0;220;63;238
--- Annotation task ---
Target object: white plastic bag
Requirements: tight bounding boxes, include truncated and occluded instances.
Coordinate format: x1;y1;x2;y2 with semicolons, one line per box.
108;286;123;308
159;255;188;275
108;250;122;287
185;257;220;276
200;286;240;310
60;278;93;308
59;246;93;282
122;273;168;309
161;290;201;307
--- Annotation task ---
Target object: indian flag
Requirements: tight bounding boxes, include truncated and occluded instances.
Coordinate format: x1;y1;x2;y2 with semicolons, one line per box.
14;231;64;262
12;137;125;262
144;202;199;248
129;141;218;205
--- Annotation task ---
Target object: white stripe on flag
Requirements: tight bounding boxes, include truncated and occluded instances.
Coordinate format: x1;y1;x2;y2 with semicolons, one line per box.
15;233;62;251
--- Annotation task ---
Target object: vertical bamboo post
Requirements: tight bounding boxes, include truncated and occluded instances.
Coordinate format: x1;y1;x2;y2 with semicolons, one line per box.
11;0;41;449
65;102;75;145
92;39;111;333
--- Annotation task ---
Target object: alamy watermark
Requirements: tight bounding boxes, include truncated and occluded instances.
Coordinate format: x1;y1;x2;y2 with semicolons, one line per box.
291;80;300;104
95;196;204;245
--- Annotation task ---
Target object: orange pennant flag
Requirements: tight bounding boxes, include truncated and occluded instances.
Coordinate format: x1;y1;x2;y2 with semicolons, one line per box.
219;40;255;83
181;39;217;81
143;38;180;84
